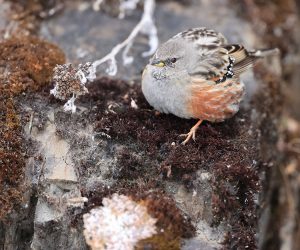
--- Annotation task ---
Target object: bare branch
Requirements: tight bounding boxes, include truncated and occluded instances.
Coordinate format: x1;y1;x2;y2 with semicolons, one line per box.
91;0;157;77
119;0;141;19
92;0;104;11
51;0;158;113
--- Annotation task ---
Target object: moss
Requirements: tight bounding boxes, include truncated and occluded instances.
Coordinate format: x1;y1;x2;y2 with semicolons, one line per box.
0;36;65;94
115;148;151;180
0;36;65;220
0;91;24;219
134;191;195;250
72;77;272;249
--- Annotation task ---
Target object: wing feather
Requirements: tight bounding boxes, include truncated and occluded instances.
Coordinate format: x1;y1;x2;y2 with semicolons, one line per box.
223;44;257;76
175;28;230;80
176;28;272;84
175;27;227;46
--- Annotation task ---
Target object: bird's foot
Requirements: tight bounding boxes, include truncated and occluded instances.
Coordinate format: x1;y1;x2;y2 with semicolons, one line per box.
179;119;203;145
179;129;197;145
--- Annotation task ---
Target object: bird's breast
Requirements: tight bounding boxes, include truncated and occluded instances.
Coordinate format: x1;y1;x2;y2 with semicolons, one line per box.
187;80;245;122
141;67;193;119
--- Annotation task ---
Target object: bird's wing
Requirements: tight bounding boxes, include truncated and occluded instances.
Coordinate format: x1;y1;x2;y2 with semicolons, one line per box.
174;27;227;46
175;28;257;82
223;44;257;76
174;28;230;81
225;45;279;75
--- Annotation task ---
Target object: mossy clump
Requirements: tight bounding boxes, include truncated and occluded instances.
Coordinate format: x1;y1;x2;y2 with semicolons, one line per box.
0;36;65;94
211;155;259;249
74;77;268;249
0;36;65;220
134;191;195;250
0;91;24;219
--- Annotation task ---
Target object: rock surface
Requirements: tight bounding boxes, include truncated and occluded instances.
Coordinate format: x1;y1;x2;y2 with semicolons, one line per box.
0;0;299;250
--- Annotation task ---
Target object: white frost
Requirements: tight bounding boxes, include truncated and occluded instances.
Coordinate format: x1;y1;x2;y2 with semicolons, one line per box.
83;194;157;250
63;95;77;113
130;98;138;109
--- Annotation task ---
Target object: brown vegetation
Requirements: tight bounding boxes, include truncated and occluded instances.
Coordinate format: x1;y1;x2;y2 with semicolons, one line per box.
0;36;65;219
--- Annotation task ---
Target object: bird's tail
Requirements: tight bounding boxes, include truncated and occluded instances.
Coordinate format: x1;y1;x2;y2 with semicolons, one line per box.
228;47;279;76
248;48;280;58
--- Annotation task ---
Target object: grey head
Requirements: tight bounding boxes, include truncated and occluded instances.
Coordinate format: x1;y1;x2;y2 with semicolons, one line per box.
141;36;195;118
147;36;198;81
145;27;228;82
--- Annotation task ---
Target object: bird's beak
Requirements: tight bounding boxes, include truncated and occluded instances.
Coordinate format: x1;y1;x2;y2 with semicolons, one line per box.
151;59;165;67
142;67;147;78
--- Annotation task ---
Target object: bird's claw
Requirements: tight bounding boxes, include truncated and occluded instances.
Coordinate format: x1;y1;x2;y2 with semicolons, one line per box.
179;130;196;145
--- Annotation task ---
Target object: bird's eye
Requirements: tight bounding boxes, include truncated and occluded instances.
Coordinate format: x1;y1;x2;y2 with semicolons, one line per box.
170;58;177;63
151;59;165;67
153;61;165;67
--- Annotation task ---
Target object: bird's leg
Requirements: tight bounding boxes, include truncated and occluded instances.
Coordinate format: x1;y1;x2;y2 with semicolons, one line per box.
180;120;203;145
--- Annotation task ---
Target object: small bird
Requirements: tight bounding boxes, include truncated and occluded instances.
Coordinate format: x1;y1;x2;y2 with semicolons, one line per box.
142;27;279;144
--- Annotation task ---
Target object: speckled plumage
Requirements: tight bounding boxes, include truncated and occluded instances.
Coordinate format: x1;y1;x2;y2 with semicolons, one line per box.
142;27;278;144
